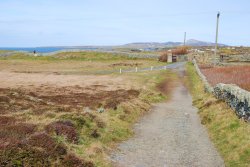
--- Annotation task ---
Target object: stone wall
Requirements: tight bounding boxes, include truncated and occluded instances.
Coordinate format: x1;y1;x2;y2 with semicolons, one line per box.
221;54;250;62
188;52;219;64
214;84;250;121
192;59;214;93
188;52;250;64
192;59;250;121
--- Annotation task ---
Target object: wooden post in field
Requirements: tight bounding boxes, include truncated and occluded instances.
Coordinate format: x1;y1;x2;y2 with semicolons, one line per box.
136;67;138;72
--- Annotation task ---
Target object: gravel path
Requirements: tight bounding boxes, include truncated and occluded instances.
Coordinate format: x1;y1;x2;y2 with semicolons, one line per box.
110;64;224;167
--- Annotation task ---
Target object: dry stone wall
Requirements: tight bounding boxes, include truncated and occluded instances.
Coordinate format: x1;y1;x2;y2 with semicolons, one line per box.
192;59;214;93
222;54;250;62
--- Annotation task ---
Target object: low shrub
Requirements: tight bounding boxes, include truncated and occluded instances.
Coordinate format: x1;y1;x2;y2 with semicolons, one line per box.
0;146;50;167
60;114;86;129
61;153;94;167
0;116;16;125
28;132;67;157
158;51;168;62
172;46;188;55
45;121;79;143
0;123;37;148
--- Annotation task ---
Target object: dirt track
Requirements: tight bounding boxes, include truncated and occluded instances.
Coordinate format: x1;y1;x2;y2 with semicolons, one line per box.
111;66;224;167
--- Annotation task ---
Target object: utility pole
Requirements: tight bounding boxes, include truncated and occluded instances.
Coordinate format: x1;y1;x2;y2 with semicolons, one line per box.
214;12;220;62
184;32;186;46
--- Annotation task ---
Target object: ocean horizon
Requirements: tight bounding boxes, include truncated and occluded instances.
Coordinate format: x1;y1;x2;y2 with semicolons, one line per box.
0;47;100;53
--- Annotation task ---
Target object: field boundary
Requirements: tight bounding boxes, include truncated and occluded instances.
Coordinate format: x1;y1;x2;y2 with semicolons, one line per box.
192;59;250;121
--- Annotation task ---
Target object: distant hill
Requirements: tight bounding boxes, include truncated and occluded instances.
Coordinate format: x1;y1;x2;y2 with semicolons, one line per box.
1;39;227;53
186;39;226;47
121;39;227;49
122;42;167;49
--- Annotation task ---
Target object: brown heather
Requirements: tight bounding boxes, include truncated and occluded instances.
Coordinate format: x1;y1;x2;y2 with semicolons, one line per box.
45;120;79;143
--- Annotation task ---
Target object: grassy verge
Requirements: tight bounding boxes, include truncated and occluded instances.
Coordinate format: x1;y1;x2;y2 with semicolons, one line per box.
185;62;250;167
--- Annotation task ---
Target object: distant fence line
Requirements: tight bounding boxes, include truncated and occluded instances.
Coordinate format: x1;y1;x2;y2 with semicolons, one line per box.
193;59;250;121
89;63;184;75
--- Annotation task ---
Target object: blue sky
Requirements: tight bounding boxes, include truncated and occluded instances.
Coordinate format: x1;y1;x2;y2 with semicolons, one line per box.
0;0;250;47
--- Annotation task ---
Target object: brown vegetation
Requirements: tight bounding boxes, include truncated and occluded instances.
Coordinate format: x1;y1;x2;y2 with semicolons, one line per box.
158;51;169;62
199;65;250;91
172;46;188;55
45;121;79;143
0;51;169;166
40;89;139;109
62;153;94;167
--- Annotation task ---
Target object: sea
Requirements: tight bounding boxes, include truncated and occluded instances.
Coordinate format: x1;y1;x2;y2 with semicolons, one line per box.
0;47;100;53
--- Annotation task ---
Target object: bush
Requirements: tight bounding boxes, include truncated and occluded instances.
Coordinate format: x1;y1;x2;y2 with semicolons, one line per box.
28;132;67;157
158;51;169;62
0;132;67;166
45;121;79;143
172;46;188;55
61;153;94;167
0;123;37;149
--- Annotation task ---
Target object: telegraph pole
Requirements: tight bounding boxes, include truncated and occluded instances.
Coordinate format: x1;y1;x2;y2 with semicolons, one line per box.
184;32;186;46
214;12;220;62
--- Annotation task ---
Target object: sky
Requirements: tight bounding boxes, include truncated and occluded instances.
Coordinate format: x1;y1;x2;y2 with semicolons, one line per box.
0;0;250;47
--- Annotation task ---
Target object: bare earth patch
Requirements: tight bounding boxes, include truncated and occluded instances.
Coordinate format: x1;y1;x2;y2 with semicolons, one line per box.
0;71;134;91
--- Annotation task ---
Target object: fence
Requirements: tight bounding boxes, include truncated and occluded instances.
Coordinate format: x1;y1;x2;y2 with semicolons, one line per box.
89;62;185;75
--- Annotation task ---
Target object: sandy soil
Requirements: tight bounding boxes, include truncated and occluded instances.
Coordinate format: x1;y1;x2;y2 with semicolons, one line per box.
0;71;139;113
0;71;134;94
